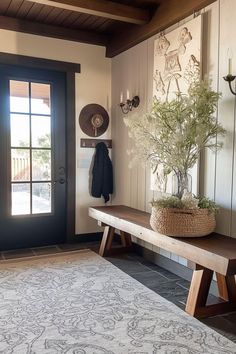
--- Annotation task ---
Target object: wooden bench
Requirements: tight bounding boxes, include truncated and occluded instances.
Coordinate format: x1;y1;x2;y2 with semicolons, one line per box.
89;205;236;319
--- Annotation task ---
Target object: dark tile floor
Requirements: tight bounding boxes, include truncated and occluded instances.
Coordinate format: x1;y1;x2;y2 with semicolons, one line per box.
1;242;236;343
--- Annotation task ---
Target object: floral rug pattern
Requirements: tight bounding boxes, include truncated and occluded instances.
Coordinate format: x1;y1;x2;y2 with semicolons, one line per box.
0;250;236;353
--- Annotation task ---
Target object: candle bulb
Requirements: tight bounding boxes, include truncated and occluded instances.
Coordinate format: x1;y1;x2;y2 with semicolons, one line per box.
228;58;232;76
127;90;130;100
120;92;123;103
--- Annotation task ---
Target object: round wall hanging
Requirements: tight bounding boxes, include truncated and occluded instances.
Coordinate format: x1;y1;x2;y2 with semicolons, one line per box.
79;104;109;137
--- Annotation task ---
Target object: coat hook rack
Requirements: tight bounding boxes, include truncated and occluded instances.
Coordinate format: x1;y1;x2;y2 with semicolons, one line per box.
80;139;112;149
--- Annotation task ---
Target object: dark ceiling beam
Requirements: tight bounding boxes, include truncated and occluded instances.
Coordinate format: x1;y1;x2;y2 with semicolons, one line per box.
25;0;151;25
106;0;217;57
0;15;108;47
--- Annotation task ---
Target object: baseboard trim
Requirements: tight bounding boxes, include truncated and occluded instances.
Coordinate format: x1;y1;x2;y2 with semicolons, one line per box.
134;244;219;297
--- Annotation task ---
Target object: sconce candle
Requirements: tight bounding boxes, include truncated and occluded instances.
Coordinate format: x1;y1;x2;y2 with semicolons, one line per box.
228;58;232;75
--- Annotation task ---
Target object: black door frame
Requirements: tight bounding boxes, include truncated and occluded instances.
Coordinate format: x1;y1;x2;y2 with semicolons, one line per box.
0;52;80;243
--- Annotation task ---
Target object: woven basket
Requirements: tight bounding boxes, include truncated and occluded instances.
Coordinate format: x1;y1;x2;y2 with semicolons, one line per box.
150;207;216;237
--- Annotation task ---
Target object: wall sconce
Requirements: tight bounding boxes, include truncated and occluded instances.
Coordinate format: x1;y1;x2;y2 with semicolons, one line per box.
223;74;236;95
119;95;140;114
223;56;236;95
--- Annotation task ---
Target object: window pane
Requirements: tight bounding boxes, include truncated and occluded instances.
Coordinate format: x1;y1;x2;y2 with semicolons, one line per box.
31;116;51;148
11;149;30;182
12;183;30;215
32;150;51;181
10;80;29;113
11;114;30;147
31;83;51;115
32;183;51;214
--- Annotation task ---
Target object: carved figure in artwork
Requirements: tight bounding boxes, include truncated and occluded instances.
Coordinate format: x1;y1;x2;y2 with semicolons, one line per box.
155;35;170;56
154;70;165;95
178;27;192;54
154;27;194;101
184;55;200;84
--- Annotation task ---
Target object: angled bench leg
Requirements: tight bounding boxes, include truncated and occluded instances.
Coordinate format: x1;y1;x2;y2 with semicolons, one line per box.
99;226;115;257
185;266;213;317
186;266;236;318
216;273;236;301
99;226;133;257
120;231;132;248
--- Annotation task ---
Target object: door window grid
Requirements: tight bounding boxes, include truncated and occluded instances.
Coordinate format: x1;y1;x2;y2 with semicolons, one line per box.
10;80;52;216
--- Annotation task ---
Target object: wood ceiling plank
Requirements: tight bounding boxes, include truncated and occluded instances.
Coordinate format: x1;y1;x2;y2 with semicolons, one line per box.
42;7;64;23
0;15;108;46
0;0;13;14
24;0;151;25
106;0;217;57
60;10;80;26
95;19;114;33
49;8;71;25
16;1;35;17
89;17;110;31
75;14;103;30
25;3;45;19
5;0;24;16
69;13;90;28
34;4;53;21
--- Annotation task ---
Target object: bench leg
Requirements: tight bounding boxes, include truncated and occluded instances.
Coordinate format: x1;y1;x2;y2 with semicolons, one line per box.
99;227;133;257
99;226;115;257
185;266;213;317
185;265;236;318
120;231;132;247
216;273;236;301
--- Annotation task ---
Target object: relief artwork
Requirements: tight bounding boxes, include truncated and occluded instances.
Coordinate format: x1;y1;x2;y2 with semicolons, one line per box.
153;16;201;102
152;16;202;195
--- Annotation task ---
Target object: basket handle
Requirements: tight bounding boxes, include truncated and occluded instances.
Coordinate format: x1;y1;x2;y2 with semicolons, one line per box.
172;210;195;215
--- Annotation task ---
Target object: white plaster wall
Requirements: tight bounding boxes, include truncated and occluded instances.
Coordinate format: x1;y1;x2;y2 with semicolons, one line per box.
111;0;236;266
0;29;111;235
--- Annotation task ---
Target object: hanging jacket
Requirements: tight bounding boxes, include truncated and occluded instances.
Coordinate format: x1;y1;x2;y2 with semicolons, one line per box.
91;142;113;203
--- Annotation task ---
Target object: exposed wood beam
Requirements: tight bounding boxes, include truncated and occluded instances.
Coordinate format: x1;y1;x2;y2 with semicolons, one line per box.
24;0;150;25
0;15;108;47
106;0;217;57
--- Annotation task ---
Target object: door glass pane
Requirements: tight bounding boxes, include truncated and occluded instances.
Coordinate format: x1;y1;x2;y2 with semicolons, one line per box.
12;183;30;215
11;114;30;147
32;150;51;181
32;183;51;214
31;116;51;148
31;83;51;115
9;79;53;216
11;149;30;181
10;80;29;113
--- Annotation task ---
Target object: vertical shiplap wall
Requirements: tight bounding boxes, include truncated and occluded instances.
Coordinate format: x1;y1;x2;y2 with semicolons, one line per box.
214;0;236;237
111;0;236;266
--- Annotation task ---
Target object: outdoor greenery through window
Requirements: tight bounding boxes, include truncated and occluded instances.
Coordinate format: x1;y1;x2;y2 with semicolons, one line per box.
10;80;52;215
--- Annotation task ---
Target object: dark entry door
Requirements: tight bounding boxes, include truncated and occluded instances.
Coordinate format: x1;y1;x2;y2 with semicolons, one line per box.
0;65;67;250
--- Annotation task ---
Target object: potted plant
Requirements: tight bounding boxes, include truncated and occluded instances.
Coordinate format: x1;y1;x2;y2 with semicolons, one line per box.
124;80;226;237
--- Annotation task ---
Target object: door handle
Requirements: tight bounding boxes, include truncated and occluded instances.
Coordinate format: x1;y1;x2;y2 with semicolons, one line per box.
58;178;66;184
54;166;66;185
54;178;66;185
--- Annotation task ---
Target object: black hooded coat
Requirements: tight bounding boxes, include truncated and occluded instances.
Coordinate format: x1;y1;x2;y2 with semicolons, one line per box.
91;142;113;203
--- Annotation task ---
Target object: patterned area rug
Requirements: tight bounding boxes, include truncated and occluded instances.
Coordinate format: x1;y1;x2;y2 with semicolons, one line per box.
0;250;236;354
